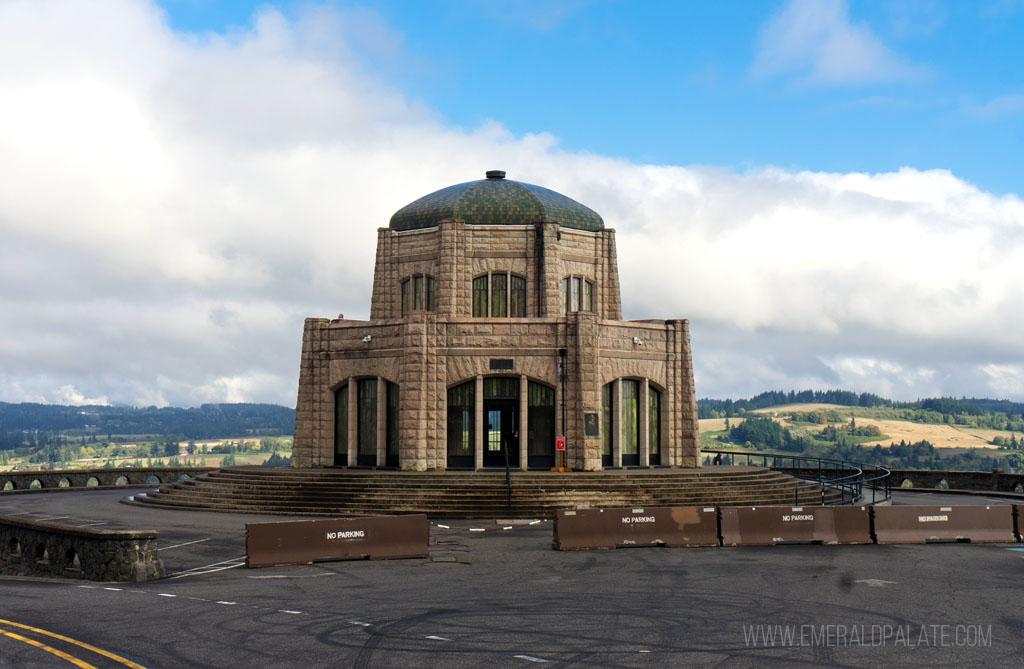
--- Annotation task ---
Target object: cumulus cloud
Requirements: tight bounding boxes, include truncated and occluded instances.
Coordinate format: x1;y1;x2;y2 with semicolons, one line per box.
752;0;926;84
0;0;1022;407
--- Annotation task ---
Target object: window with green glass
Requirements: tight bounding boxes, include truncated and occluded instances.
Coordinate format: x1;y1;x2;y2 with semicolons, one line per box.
491;272;507;317
483;376;519;398
401;280;411;316
621;379;639;456
562;275;595;314
414;276;424;310
472;272;525;317
447;382;474;457
401;275;436;316
528;382;555;457
473;275;488;317
358;379;377;458
510;274;526;317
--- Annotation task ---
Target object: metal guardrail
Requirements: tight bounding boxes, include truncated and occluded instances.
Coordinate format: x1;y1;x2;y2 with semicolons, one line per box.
701;449;891;505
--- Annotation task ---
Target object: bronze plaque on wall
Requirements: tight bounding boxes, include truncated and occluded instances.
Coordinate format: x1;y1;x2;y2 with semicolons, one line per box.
584;412;600;436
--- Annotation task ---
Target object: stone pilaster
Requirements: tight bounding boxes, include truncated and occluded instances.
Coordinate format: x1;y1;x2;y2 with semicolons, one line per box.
536;221;562;317
570;312;603;470
292;318;329;468
676;319;701;468
437;219;466;317
600;229;623;320
369;229;391;320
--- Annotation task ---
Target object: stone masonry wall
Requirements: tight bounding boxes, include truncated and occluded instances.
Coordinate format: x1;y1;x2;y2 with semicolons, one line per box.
0;514;164;582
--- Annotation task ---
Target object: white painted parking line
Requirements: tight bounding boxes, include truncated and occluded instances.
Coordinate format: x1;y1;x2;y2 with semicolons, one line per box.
215;601;237;606
424;635;451;641
158;594;176;598
158;538;211;551
36;516;69;522
75;522;107;527
469;528;485;532
247;573;334;580
166;562;245;580
349;621;371;627
513;655;549;663
103;587;122;592
278;610;302;615
165;555;246;580
528;520;541;525
437;524;450;529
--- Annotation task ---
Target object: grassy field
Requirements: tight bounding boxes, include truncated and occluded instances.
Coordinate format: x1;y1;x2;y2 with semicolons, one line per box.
703;405;1019;452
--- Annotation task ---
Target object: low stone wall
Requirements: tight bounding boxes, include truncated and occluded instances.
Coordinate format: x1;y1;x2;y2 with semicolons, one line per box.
888;469;1024;493
1;467;216;492
0;514;164;582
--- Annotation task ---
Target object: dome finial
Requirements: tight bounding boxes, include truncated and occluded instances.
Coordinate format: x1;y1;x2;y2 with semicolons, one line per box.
485;170;506;180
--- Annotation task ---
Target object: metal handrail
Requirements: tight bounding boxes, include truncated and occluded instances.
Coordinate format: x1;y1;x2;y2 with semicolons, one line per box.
701;448;892;505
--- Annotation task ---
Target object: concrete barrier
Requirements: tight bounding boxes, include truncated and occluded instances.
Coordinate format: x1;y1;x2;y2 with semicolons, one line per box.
245;514;429;568
0;514;164;581
553;506;720;550
873;505;1016;544
720;506;872;546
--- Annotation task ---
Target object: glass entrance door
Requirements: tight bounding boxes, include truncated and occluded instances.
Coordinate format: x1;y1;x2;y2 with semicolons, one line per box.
483;399;519;468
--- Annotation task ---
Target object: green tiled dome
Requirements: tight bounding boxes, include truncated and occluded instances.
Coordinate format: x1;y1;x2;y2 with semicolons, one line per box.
389;171;604;232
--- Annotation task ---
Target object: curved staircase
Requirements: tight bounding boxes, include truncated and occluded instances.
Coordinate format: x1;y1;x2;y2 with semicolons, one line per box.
128;466;844;518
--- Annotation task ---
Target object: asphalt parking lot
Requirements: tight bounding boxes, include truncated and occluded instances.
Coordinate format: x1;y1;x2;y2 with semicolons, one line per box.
1;489;1022;668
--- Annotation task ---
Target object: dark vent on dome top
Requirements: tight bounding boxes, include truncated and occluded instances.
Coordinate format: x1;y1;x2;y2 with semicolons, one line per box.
485;170;506;180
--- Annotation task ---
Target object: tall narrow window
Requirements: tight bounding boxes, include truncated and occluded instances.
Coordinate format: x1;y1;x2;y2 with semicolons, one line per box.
510;275;526;317
571;277;581;312
526;381;555;468
357;379;377;466
473;276;488;317
447;381;475;467
386;382;400;467
426;277;437;311
583;280;593;312
413;276;424;310
602;383;613;462
335;385;348;465
649;387;661;464
560;278;568;316
622;379;639;462
401;280;411;316
491;272;507;317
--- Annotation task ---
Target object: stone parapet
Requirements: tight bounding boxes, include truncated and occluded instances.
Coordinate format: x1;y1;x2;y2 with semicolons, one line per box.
0;514;164;582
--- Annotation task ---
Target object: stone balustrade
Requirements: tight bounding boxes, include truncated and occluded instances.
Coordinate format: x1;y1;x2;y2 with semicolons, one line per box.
1;466;216;492
0;514;164;582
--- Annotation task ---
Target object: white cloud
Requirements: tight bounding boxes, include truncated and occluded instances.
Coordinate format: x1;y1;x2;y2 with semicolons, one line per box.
752;0;925;84
964;93;1024;118
0;1;1022;407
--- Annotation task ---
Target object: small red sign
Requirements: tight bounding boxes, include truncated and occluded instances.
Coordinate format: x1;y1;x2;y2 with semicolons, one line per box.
556;436;566;451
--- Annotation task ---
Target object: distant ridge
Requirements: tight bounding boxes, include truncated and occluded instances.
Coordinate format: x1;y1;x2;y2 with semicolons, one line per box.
0;402;294;440
698;390;1024;419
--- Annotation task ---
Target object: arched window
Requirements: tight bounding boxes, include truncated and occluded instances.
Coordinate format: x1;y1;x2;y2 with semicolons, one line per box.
472;272;526;317
401;275;436;315
561;276;594;315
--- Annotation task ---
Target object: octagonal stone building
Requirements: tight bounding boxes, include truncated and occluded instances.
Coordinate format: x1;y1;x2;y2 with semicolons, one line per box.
292;171;700;471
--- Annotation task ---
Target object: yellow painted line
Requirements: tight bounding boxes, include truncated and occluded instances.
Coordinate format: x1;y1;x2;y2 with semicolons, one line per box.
0;628;96;668
0;618;145;668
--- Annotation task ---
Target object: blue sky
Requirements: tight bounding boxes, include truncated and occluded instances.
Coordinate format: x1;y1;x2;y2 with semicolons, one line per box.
157;0;1024;195
1;0;1023;406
